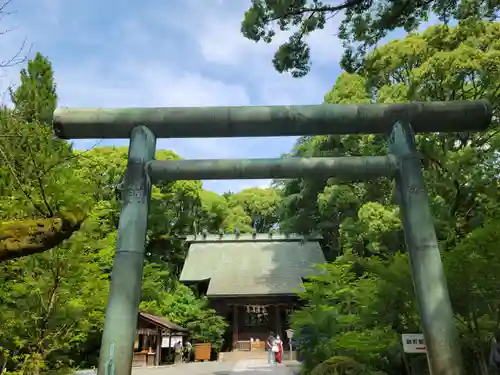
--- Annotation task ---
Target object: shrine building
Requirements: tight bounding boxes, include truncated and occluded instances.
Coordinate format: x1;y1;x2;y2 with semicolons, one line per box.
179;233;326;351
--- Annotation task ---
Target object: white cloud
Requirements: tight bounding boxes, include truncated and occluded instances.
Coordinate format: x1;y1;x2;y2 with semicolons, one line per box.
0;0;346;193
55;65;251;108
156;0;269;67
168;0;344;70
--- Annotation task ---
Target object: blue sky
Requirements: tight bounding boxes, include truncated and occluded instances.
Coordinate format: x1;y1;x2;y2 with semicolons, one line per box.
0;0;435;193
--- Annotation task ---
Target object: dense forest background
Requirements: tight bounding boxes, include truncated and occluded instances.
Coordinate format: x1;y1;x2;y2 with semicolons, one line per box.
1;10;500;375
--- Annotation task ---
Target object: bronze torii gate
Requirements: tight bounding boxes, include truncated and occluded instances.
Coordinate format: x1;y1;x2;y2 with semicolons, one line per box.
53;100;492;375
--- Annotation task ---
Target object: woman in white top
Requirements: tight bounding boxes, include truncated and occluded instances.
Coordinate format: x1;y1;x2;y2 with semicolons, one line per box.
273;335;284;364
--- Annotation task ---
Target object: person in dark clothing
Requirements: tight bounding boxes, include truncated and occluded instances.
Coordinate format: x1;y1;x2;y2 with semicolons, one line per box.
266;331;276;364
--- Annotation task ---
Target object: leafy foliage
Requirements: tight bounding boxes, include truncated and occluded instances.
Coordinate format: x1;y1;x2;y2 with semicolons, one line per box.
279;20;500;258
284;20;500;375
9;52;57;124
241;0;500;76
292;255;402;374
140;279;228;351
0;53;90;260
311;356;386;375
0;205;113;374
0;53;261;374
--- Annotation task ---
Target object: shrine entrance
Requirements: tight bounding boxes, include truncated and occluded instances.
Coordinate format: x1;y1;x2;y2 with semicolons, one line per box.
178;233;325;352
53;100;492;375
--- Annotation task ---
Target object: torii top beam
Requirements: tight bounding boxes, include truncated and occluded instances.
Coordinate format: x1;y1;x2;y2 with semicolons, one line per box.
52;100;492;139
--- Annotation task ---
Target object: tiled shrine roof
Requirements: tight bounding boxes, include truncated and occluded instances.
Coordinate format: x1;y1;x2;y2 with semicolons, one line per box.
179;234;326;297
139;311;188;333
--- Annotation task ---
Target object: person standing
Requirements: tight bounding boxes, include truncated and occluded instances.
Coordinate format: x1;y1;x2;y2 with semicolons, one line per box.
174;340;183;364
274;335;284;364
184;340;192;363
266;331;276;364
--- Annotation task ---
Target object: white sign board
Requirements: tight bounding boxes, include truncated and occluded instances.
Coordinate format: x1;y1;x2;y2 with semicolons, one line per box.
402;333;426;354
161;335;182;348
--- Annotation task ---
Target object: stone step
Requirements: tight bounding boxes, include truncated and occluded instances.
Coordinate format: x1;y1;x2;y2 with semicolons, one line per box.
218;350;268;362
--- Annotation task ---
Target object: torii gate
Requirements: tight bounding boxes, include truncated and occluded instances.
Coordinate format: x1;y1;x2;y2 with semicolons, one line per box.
53;100;492;375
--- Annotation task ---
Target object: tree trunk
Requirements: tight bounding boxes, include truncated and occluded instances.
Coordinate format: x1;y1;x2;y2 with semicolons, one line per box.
0;211;85;261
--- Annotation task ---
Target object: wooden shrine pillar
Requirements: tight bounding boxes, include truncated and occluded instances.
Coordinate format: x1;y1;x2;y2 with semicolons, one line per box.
275;305;281;337
155;330;162;366
232;305;239;349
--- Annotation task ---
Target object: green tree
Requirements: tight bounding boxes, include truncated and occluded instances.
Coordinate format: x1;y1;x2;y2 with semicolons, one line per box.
294;218;500;374
283;20;500;375
222;204;253;233
0;54;88;261
0;203;114;374
0;143;233;372
291;254;402;374
442;219;500;374
279;20;500;258
241;0;500;76
227;187;281;232
197;190;230;232
9;52;57;123
0;53;236;372
140;271;228;351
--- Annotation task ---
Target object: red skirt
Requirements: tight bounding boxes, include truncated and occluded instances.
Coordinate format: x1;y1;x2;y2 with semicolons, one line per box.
275;344;283;363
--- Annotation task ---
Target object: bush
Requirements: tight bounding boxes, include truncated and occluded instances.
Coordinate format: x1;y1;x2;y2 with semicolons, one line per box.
310;356;386;375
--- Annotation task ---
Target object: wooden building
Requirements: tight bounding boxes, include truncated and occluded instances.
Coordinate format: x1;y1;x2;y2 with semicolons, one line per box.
133;311;188;367
179;233;326;351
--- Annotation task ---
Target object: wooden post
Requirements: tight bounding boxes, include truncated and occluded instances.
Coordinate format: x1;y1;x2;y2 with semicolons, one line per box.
275;305;281;337
232;305;239;350
168;332;172;363
155;331;161;366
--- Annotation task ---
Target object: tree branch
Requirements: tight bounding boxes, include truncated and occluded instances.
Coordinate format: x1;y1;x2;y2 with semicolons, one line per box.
24;141;54;217
0;0;30;68
268;0;365;22
0;142;48;217
0;211;86;262
40;139;102;177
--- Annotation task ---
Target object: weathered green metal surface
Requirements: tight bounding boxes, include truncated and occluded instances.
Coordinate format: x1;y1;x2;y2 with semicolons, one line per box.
52;100;491;139
147;156;398;182
97;126;156;375
389;122;464;375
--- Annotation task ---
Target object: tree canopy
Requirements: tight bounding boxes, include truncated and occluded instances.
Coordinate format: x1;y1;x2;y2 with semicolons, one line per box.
281;20;500;374
241;0;500;75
